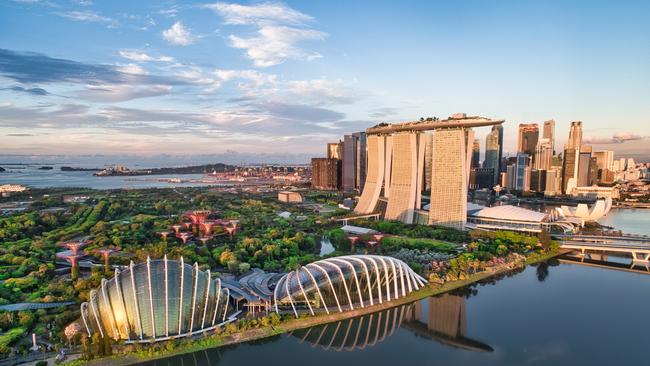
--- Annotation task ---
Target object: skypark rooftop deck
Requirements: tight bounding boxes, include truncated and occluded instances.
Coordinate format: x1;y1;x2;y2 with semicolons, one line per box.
366;115;504;135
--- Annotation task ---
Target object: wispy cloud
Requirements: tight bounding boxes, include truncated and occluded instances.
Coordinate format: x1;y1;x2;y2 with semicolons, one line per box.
118;50;174;63
207;2;326;67
206;2;312;26
584;132;647;144
162;21;195;45
2;85;50;96
55;10;118;27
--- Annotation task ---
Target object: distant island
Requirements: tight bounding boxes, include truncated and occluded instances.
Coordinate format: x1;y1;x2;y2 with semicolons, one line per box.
0;167;5;172
38;166;53;170
60;166;101;172
93;163;234;176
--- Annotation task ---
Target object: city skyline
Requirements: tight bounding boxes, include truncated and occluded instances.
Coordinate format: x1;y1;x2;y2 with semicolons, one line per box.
1;1;649;161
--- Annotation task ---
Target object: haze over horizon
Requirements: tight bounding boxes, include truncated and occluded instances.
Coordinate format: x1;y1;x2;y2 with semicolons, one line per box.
1;0;649;162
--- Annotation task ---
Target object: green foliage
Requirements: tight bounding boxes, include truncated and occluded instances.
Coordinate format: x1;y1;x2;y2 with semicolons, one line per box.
0;326;26;354
381;237;458;253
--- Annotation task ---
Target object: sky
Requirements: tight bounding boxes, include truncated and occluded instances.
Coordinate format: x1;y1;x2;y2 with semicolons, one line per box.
1;0;649;162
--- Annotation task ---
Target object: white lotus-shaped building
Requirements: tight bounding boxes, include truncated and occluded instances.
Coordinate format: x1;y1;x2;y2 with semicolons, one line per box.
555;197;613;223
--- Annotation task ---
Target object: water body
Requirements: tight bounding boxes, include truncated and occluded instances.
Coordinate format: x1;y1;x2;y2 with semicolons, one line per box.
598;208;650;235
0;165;217;189
136;260;650;366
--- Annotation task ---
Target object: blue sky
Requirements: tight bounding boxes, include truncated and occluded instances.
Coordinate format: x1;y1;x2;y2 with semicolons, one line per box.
1;0;649;160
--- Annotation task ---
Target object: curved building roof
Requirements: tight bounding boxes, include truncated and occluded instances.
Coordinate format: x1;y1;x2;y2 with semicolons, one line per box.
274;255;427;317
468;204;549;223
81;256;233;343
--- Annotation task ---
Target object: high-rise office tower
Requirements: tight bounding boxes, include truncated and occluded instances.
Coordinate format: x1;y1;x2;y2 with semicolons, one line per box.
593;150;614;171
471;139;480;168
493;125;504;173
484;128;501;186
517;123;539;157
589;157;598;186
514;153;530;191
534;138;553;171
543;120;555;153
342;132;366;192
562;148;579;194
577;146;592;187
566;121;583;149
311;158;340;190
327;141;343;160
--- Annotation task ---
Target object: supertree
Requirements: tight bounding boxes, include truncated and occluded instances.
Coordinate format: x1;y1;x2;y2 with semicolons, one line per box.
56;252;85;280
93;248;119;273
347;236;360;252
225;226;237;240
198;236;212;245
372;234;386;242
200;221;216;236
57;240;90;255
158;231;171;240
177;232;193;244
171;224;182;234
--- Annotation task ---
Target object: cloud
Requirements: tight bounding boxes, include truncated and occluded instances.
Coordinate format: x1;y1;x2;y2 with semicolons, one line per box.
208;2;326;67
229;25;325;67
118;50;174;63
0;48;125;84
162;22;195;46
3;85;50;96
55;10;118;27
584;132;646;144
206;2;313;26
369;107;401;118
78;84;172;102
116;63;148;75
285;79;363;105
6;133;34;137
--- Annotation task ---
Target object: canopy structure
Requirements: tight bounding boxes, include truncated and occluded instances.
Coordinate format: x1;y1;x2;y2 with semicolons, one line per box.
80;256;233;343
274;255;427;317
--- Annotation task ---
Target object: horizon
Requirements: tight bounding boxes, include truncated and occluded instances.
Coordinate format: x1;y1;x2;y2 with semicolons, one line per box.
1;0;649;160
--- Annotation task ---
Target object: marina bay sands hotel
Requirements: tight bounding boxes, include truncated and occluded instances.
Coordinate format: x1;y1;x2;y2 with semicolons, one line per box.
352;113;504;229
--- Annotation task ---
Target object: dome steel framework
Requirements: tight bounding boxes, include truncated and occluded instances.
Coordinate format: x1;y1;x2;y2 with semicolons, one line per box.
80;256;233;343
274;255;427;317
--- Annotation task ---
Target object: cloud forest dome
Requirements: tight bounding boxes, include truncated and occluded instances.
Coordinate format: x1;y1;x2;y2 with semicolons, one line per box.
81;256;233;343
274;255;427;317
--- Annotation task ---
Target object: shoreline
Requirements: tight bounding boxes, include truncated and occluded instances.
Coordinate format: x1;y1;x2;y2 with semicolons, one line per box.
74;249;563;366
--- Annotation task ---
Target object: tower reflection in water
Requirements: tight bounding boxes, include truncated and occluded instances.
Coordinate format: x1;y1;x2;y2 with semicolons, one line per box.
139;295;492;366
291;294;492;352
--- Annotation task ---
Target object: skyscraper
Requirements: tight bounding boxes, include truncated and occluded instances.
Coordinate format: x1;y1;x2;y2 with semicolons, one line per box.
484;128;500;186
566;121;583;149
593;150;614;171
577;146;592;187
471;139;480;168
534;138;553;171
514;153;530;191
562;148;579;194
342;132;366;192
327;141;343;160
311;158;340;190
493;125;504;173
517;123;539;157
543;119;555;153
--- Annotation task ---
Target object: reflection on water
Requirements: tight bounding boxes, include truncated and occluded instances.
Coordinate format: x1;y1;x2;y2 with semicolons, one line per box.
402;295;493;352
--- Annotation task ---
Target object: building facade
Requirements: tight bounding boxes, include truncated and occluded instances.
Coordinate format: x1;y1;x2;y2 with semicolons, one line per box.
517;123;539;157
311;158;340;190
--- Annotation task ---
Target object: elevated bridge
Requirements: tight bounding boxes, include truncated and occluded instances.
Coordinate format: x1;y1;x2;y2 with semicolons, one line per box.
553;233;650;244
560;241;650;268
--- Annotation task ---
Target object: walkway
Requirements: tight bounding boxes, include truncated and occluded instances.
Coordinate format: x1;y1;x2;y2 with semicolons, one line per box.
0;301;75;312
